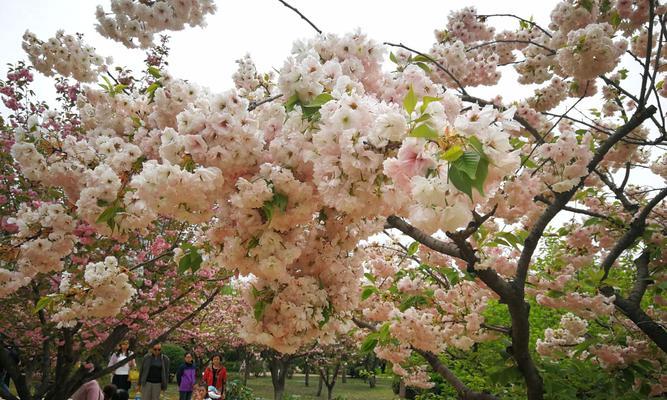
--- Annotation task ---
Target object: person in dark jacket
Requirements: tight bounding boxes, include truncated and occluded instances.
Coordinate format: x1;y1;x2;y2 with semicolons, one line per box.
176;353;197;400
138;343;170;400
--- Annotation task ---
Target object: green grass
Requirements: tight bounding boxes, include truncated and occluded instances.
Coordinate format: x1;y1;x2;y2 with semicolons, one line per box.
156;374;397;400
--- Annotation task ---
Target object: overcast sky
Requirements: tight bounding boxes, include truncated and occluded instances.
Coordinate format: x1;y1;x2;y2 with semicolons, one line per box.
0;0;559;104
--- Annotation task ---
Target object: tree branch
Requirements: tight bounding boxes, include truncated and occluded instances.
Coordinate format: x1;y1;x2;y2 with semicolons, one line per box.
248;94;283;111
599;187;667;282
351;318;498;400
276;0;322;34
415;349;499;400
384;42;468;95
466;40;555;55
477;14;552;37
385;215;462;259
516;105;656;288
600;283;667;354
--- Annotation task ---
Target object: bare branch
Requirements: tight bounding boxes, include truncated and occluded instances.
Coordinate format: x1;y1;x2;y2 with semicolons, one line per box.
248;94;283;111
639;1;656;107
466;40;555;55
276;0;322;34
385;215;462;259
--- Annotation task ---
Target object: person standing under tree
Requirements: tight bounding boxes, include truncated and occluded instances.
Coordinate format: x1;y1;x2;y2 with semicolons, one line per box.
176;352;197;400
202;354;227;396
108;340;135;390
138;343;170;400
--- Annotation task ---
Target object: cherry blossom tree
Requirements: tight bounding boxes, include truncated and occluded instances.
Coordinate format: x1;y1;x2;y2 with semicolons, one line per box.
1;1;667;400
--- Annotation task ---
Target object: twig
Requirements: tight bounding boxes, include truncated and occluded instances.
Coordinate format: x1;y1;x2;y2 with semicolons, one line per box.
477;14;552;38
276;0;322;34
248;94;283;111
466;40;555;55
384;42;469;95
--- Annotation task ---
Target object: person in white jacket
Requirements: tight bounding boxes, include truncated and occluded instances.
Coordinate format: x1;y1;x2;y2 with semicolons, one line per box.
108;340;135;390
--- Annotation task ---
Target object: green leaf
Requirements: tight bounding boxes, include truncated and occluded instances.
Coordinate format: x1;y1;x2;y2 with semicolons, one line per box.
579;0;594;13
403;85;417;115
96;203;123;231
304;93;334;108
419;96;441;114
399;295;428;311
389;52;398;64
361;286;378;301
360;335;378;353
471;157;488;196
378;323;391;342
448;164;473;200
412;55;431;63
131;115;142;128
600;0;612;13
495;231;522;249
178;243;203;274
442;145;463;162
468;136;485;156
148;66;161;79
610;11;622;28
34;296;52;314
262;192;289;222
319;302;334;327
285;93;300;112
489;366;522;385
273;192;288;212
407;241;420;256
453;151;481;179
254;300;268;321
520;155;538;169
113;84;128;96
146;82;161;103
220;285;235;295
363;272;376;283
416;62;431;73
412;113;431;124
409;123;439;139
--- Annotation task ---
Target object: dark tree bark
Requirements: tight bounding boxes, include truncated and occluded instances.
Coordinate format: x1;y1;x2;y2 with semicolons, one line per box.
268;354;290;400
319;363;341;400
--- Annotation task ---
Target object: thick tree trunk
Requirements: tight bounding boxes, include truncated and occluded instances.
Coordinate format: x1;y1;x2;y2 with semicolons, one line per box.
269;356;290;400
327;364;340;400
398;379;406;398
316;375;323;396
507;300;543;400
304;361;310;387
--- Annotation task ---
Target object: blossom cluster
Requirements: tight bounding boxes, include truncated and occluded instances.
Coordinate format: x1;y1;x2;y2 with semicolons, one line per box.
22;30;109;82
52;257;136;327
95;0;217;48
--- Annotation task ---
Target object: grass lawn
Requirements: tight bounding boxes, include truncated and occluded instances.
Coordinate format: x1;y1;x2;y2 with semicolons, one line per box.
152;374;397;400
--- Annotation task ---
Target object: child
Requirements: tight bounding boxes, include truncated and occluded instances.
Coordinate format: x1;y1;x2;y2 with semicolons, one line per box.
192;382;207;400
176;353;197;400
